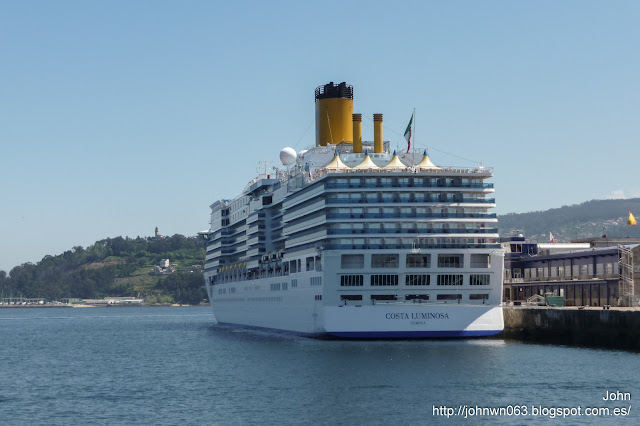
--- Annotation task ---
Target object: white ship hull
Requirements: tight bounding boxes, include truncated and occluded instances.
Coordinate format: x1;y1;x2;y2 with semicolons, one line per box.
211;300;503;338
208;280;325;335
323;305;503;338
206;250;504;339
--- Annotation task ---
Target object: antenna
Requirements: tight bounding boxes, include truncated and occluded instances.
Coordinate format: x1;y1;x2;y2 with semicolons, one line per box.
256;161;274;178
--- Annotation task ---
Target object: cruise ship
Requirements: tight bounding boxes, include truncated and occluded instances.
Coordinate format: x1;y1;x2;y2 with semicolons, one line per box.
200;82;504;338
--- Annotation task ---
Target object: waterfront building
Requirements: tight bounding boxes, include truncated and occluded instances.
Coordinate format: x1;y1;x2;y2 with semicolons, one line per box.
502;236;640;307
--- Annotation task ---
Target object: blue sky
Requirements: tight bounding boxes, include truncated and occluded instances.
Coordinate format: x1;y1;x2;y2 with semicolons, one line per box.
1;1;639;272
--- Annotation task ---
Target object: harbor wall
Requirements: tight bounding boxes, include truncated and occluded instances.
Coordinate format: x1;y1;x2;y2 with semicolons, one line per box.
500;307;640;351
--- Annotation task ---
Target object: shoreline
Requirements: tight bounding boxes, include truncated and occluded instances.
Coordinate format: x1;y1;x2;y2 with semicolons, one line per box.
0;303;210;309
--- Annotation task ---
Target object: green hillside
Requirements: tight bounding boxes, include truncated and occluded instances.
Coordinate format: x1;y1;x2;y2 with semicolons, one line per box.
0;234;206;305
498;198;640;242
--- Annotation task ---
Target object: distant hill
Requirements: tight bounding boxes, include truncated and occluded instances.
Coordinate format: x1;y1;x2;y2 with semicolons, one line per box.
498;198;640;243
0;235;206;305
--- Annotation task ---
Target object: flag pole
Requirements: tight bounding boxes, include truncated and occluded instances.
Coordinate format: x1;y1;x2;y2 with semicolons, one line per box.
404;110;415;166
412;107;416;163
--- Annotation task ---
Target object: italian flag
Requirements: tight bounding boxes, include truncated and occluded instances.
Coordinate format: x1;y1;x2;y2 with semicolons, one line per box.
404;113;413;151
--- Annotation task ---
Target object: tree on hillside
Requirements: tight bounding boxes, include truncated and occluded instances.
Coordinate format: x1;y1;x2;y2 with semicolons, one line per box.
155;271;206;305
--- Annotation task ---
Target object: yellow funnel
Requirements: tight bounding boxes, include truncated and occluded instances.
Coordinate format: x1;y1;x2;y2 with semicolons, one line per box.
315;82;354;146
373;114;383;153
352;113;362;153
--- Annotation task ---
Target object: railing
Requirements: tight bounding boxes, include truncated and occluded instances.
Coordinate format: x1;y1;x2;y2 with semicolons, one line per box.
324;243;502;250
338;300;499;307
327;228;499;235
306;165;494;184
325;182;494;189
504;273;619;284
326;212;497;219
326;197;495;204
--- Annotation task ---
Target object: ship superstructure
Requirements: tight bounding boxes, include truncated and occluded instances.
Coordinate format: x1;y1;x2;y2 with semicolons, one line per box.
200;82;504;337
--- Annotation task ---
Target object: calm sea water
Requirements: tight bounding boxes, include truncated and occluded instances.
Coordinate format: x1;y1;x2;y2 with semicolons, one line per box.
0;306;637;425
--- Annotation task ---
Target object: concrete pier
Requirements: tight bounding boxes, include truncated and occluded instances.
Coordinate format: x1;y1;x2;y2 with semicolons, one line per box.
500;306;640;351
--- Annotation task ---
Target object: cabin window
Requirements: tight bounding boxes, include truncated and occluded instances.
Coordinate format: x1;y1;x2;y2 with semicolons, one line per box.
367;223;382;233
406;294;429;301
382;223;396;233
340;275;364;286
400;223;414;232
371;294;397;301
437;294;462;300
437;274;463;286
400;207;412;216
470;254;490;268
470;274;490;285
372;254;399;268
407;254;430;268
370;274;399;286
470;294;489;300
405;274;430;286
438;254;463;268
341;295;363;301
341;254;364;269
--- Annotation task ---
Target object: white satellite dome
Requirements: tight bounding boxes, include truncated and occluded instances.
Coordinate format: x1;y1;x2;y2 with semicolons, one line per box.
280;147;297;166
